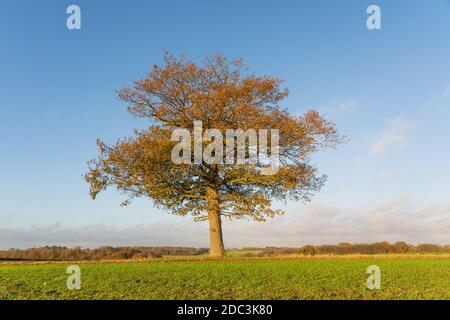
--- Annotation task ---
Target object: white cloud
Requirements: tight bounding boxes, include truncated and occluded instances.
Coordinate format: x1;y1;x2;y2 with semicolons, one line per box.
369;116;413;157
320;98;359;114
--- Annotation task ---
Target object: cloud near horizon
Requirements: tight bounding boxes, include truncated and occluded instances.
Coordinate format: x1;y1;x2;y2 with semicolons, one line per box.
1;197;449;249
369;116;414;157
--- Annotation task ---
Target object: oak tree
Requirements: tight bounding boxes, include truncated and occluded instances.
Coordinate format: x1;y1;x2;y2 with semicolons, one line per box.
85;53;341;257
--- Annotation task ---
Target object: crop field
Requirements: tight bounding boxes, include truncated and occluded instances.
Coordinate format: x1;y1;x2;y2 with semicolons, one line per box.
0;256;449;300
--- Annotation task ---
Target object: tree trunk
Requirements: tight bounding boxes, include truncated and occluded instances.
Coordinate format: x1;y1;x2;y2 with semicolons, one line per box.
206;186;225;257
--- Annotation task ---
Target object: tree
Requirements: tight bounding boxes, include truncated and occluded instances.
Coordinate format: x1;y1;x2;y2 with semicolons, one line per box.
393;241;410;253
301;245;316;256
85;53;342;257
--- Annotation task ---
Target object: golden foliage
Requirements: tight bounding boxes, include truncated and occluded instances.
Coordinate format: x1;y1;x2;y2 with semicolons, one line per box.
85;52;343;223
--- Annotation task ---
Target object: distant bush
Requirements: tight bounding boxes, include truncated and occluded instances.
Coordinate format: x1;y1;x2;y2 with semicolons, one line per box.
301;245;316;256
259;241;450;256
0;246;208;261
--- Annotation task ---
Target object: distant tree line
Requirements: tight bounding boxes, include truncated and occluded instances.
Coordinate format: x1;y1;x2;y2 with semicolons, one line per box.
0;246;209;261
255;241;450;256
1;242;449;261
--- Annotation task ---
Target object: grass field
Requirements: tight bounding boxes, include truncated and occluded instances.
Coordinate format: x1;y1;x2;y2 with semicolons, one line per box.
0;256;449;300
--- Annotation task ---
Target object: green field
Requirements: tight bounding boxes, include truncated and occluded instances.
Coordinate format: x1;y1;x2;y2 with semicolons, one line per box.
0;256;449;300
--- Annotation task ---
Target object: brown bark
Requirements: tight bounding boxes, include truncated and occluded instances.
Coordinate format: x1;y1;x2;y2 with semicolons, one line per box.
206;186;225;257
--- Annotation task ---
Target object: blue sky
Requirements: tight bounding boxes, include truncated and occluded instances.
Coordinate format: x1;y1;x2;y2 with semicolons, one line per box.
1;0;449;248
